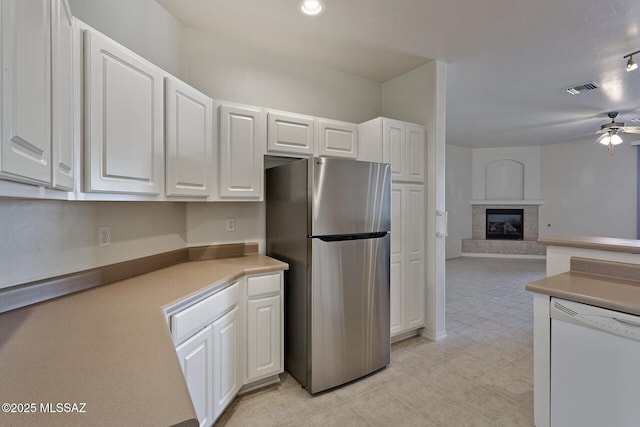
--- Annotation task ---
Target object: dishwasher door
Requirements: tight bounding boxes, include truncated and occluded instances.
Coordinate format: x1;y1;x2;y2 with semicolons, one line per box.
550;298;640;427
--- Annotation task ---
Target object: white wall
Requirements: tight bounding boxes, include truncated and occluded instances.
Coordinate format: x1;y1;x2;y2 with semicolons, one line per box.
381;61;447;341
186;203;266;253
181;28;384;251
0;1;190;290
472;146;541;200
0;201;185;289
539;140;636;239
182;28;381;124
381;61;433;125
0;0;389;289
69;0;185;78
446;145;472;258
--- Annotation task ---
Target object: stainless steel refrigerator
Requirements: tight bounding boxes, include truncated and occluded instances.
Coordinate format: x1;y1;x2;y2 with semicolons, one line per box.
266;157;391;394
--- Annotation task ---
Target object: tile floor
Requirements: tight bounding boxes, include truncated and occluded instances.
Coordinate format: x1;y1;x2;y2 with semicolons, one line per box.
217;257;546;426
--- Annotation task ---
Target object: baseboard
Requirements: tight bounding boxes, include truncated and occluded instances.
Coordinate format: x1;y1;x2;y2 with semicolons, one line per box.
461;252;546;260
421;328;447;341
238;374;281;395
391;329;420;343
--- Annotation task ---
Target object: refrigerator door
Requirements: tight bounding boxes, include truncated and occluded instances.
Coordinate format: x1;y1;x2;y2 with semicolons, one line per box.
309;233;390;394
310;157;391;237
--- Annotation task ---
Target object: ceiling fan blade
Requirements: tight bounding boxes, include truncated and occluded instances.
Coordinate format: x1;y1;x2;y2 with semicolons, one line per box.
623;126;640;134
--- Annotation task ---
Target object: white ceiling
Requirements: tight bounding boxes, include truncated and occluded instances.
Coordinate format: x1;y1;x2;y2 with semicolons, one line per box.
156;0;640;147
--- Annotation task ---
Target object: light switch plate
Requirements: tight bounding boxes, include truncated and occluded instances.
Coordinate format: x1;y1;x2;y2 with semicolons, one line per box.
225;218;236;232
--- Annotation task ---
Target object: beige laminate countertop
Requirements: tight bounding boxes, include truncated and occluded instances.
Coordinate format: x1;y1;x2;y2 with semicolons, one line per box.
0;255;288;427
526;271;640;316
539;235;640;254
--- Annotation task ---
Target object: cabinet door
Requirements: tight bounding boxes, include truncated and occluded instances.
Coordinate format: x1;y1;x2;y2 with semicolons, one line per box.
84;29;164;194
165;77;212;197
50;0;74;190
175;325;214;427
390;184;405;336
405;184;425;329
218;105;263;200
212;306;241;419
317;119;358;159
383;119;404;181
267;112;314;156
1;0;52;186
405;124;425;183
247;295;282;382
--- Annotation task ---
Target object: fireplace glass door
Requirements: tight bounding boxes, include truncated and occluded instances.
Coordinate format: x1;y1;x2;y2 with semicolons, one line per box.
486;209;523;240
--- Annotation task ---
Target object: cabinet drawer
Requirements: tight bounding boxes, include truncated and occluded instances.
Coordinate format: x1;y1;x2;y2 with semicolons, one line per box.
171;282;239;343
247;274;281;299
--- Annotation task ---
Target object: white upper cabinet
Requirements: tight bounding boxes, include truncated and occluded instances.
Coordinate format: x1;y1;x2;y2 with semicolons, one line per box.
384;119;405;180
217;104;264;200
317;119;358;159
51;0;74;191
84;29;164;194
359;117;425;182
0;0;74;191
165;77;212;198
1;0;52;186
405;124;425;183
267;111;315;156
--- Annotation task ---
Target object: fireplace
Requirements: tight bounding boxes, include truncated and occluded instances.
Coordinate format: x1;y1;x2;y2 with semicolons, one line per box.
486;209;523;240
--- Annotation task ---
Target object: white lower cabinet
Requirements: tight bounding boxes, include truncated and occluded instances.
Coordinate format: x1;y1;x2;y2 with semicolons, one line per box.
175;325;214;427
212;306;241;418
245;273;283;383
390;183;425;338
172;270;284;426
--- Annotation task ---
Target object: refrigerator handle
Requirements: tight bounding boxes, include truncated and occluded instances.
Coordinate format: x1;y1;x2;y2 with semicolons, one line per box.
315;232;388;242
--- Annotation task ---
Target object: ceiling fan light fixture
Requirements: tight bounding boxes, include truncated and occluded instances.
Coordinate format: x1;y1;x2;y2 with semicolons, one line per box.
598;131;623;146
299;0;325;16
624;50;640;72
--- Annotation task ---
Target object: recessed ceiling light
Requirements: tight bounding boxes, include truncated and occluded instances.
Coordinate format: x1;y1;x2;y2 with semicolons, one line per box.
299;0;325;16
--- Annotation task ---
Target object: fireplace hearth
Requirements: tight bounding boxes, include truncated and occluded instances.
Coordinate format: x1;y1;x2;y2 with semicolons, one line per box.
486;208;523;240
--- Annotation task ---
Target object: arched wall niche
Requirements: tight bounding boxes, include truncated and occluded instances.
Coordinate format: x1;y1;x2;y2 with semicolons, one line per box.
485;159;524;200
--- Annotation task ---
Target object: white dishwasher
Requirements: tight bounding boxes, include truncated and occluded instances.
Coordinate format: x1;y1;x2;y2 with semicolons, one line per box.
550;297;640;427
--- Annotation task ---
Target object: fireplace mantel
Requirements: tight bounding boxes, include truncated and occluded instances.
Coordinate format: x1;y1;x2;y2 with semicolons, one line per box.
470;200;544;206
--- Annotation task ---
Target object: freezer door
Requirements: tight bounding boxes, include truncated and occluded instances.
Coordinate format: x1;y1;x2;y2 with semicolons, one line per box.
309;234;390;394
310;158;390;236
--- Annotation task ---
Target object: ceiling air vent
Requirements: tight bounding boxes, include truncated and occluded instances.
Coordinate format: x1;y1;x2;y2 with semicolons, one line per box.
564;81;600;95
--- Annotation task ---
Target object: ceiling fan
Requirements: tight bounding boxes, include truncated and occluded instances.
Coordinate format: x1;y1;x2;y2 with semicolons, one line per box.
596;112;640;154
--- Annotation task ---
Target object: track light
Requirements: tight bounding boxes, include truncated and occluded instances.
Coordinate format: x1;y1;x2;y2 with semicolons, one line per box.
624;50;640;72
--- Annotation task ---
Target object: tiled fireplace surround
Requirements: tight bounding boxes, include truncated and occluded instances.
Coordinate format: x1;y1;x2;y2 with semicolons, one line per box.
462;205;546;256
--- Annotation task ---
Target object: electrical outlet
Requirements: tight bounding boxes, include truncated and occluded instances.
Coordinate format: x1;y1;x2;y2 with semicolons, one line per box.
225;218;236;232
98;226;111;247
